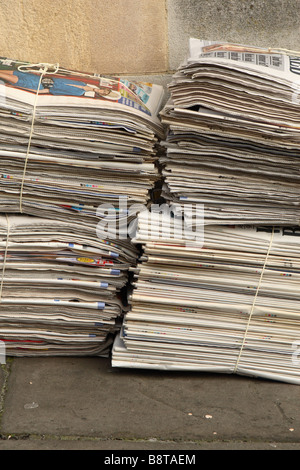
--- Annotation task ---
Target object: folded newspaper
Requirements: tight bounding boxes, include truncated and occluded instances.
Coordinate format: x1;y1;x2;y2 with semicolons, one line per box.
160;39;300;225
112;210;300;385
0;214;138;356
0;58;165;229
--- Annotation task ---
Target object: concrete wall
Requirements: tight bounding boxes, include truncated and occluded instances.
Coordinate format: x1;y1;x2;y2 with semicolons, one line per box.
167;0;300;70
0;0;299;86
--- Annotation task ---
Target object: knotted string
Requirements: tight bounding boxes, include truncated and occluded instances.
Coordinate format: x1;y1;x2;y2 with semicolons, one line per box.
18;63;60;213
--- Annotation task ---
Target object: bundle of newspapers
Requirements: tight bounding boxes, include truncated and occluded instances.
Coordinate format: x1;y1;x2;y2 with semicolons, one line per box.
160;39;300;226
0;57;164;230
0;58;165;356
0;214;139;356
112;210;300;384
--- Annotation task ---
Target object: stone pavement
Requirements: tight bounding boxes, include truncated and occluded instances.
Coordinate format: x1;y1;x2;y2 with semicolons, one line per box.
0;356;300;450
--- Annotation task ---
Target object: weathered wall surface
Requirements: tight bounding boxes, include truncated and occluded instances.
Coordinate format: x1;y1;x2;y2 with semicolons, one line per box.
0;0;299;80
167;0;300;70
0;0;168;74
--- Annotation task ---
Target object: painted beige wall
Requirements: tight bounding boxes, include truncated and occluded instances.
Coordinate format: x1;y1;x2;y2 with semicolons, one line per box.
0;0;168;74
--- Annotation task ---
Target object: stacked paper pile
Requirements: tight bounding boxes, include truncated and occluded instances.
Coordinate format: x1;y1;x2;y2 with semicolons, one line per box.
0;58;164;228
0;214;138;356
160;39;300;225
0;58;166;356
112;40;300;384
112;210;300;384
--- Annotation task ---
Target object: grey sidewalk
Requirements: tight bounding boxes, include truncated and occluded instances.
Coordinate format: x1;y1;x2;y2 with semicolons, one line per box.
0;356;300;450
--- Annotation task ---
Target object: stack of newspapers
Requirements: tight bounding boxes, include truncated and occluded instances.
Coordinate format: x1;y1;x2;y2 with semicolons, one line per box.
0;58;164;229
0;214;138;356
0;57;165;356
160;39;300;226
112;210;300;384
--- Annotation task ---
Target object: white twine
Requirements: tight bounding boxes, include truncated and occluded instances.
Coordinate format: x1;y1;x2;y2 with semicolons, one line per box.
0;214;11;302
234;226;275;373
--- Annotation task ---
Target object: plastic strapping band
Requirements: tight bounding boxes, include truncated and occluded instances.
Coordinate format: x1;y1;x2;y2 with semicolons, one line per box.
19;63;59;213
0;214;11;302
233;226;275;373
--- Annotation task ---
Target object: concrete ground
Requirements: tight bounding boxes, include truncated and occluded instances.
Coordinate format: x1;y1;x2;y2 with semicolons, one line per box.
0;356;300;451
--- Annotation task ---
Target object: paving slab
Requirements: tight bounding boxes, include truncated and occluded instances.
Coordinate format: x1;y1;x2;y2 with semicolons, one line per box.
0;361;11;418
1;357;300;444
